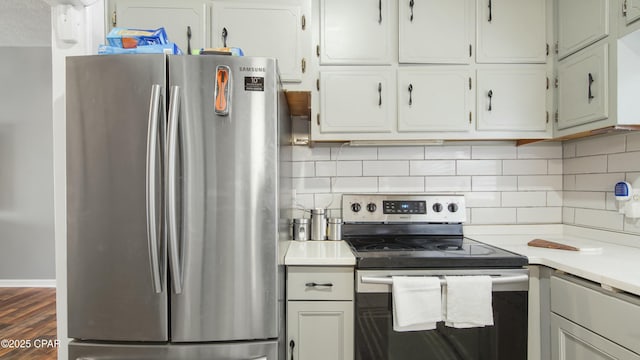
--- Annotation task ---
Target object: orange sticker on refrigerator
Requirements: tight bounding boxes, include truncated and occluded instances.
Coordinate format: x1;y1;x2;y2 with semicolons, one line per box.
214;65;231;116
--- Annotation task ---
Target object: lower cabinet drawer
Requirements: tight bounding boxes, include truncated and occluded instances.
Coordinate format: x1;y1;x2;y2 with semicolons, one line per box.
551;274;640;355
287;267;354;301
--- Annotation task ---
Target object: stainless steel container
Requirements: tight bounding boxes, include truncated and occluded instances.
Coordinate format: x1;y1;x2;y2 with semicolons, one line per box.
327;218;342;241
292;218;310;241
310;208;327;241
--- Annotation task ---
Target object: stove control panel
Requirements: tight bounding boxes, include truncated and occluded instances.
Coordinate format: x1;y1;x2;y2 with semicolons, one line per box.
342;194;466;223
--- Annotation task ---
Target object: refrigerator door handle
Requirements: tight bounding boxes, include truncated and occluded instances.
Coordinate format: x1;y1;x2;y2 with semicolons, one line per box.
146;84;164;294
167;85;183;294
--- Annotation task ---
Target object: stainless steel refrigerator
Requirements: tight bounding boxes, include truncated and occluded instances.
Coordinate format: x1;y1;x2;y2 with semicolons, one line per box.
66;54;291;359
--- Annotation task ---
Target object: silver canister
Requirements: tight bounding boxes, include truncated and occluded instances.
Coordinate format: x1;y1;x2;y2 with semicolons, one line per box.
310;208;327;241
327;218;342;241
292;218;310;241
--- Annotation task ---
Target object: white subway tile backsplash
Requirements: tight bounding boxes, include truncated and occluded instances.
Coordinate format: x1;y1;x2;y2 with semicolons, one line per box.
331;146;377;160
563;207;575;224
425;145;471;159
548;159;563;175
332;177;378;193
457;160;502;175
503;160;547;175
410;160;456;176
363;161;409;176
315;161;336;177
563;142;576;158
315;193;343;210
293;177;331;194
502;192;547;207
472;176;518;191
605;193;618;211
623;219;640;235
563;155;607;174
563;191;606;209
575;173;625;191
574;208;624;231
292;146;330;161
464;192;501;207
608;151;640;172
337;161;363;176
627;132;640;152
471;208;517;224
518;143;563;159
378;146;425;160
425;176;472;192
293;193;315;211
471;145;517;159
378;177;425;193
518;175;562;191
575;134;626;156
292;162;315;178
563;175;576;191
517;207;562;223
547;191;563;207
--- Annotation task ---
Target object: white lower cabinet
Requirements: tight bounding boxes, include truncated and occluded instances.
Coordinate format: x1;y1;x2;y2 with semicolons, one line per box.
287;266;354;360
550;274;640;360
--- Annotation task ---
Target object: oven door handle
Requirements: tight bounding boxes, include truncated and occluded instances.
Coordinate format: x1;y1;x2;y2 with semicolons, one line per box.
360;274;529;286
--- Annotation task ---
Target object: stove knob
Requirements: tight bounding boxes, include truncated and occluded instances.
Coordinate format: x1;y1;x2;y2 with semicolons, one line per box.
432;203;443;213
351;202;362;213
367;203;377;213
448;203;459;213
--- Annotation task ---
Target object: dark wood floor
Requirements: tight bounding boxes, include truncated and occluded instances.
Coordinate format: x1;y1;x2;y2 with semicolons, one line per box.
0;288;57;359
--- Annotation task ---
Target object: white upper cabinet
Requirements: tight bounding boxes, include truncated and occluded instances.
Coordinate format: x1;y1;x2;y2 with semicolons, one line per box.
108;0;207;54
476;67;548;131
557;44;609;130
623;0;640;26
476;0;547;63
320;0;393;64
557;0;609;59
319;70;394;134
398;0;474;64
211;1;305;82
397;68;473;132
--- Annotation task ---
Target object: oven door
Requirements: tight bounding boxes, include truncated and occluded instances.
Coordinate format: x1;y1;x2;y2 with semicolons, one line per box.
355;269;529;360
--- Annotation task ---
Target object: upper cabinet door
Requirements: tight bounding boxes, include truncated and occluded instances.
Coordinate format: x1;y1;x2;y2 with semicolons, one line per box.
476;67;548;131
557;0;609;59
319;70;394;133
476;0;547;63
320;0;392;65
557;44;609;130
399;0;474;64
211;1;304;82
397;68;473;132
109;0;207;54
623;0;640;25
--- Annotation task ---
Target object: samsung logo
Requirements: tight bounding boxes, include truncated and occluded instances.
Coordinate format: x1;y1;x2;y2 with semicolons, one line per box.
240;66;265;72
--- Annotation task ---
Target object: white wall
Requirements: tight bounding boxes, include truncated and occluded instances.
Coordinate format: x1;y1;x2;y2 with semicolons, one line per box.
0;0;55;283
291;142;564;224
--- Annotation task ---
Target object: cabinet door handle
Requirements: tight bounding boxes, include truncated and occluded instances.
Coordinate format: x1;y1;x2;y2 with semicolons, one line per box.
378;0;383;23
408;84;413;106
588;73;595;102
289;339;295;360
222;27;228;47
378;82;382;106
488;90;493;111
488;0;493;22
305;282;334;287
186;26;192;55
409;0;415;21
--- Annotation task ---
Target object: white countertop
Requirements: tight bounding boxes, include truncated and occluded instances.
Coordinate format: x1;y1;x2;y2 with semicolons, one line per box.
284;240;356;266
465;225;640;297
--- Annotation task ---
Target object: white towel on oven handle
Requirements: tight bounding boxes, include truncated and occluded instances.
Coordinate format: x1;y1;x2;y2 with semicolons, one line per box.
392;276;442;332
443;275;494;328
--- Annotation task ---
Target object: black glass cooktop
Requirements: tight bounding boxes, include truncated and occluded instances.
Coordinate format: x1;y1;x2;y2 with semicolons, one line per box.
345;236;528;269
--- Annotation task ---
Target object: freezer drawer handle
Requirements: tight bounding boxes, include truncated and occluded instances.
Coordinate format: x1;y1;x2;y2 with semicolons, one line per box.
146;84;164;294
167;85;183;294
305;282;334;287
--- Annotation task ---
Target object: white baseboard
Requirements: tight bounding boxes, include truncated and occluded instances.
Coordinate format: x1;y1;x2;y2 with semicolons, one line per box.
0;279;56;288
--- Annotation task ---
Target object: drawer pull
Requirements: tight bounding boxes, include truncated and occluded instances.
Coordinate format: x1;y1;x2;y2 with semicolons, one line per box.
305;282;334;288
